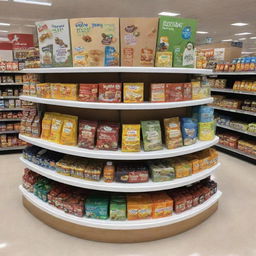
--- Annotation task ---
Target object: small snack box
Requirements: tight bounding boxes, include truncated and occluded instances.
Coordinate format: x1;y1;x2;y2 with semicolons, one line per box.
79;84;98;102
59;84;78;101
165;83;183;102
121;124;141;152
183;83;192;101
151;192;173;218
123;83;144;103
110;195;127;221
198;121;215;141
98;83;122;103
150;83;165;102
78;120;98;149
181;118;198;146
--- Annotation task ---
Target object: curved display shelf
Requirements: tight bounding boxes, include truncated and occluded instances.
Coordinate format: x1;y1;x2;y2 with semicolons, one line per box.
0;96;20;99
19;96;213;110
20;185;222;230
20;67;213;74
212;72;256;76
19;134;219;160
211;88;256;96
0;118;21;122
0;108;23;112
216;124;256;137
20;157;220;192
0;146;26;151
212;106;256;117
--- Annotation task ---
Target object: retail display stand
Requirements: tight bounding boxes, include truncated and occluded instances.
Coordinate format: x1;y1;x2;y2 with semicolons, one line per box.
19;67;221;243
0;71;25;152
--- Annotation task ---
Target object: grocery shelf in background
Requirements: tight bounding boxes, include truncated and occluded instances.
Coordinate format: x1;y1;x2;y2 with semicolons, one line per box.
216;124;256;137
211;88;256;96
212;106;256;117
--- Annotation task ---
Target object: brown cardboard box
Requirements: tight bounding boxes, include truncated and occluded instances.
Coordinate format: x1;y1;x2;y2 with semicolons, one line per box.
120;18;158;67
69;18;119;67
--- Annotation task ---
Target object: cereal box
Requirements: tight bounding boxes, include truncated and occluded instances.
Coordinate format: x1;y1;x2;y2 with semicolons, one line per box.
156;16;197;68
120;18;158;67
165;83;183;102
98;83;121;103
79;84;98;102
150;83;165;102
123;83;144;103
121;124;141;152
70;18;119;67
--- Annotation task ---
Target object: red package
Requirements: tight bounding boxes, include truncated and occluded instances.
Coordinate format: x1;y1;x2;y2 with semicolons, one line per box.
96;122;120;150
78;120;98;149
165;83;183;102
173;195;186;213
150;83;165;102
183;83;192;101
128;171;149;183
98;83;122;103
78;84;98;102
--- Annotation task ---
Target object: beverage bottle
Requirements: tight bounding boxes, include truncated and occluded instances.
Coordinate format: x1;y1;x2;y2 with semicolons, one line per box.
103;161;115;183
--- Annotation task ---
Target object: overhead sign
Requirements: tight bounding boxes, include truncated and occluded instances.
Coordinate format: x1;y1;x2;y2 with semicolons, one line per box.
7;33;34;49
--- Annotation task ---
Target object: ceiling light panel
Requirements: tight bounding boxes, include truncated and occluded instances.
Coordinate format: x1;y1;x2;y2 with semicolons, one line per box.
158;11;180;16
0;23;10;26
235;32;252;36
238;38;246;41
13;0;52;6
0;30;8;33
222;39;233;42
196;31;208;34
231;23;248;26
250;37;256;39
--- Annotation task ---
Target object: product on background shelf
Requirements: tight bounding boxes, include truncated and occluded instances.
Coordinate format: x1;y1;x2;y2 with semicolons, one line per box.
141;120;163;151
78;120;98;149
0;111;22;120
96;122;120;151
0;61;19;71
36;19;72;68
233;80;256;92
121;124;141;152
120;17;158;67
156;16;197;68
98;83;122;103
150;83;165;102
208;79;227;89
70;18;119;67
164;117;183;149
123;83;144;103
0;134;26;148
181;118;198;146
78;84;98;102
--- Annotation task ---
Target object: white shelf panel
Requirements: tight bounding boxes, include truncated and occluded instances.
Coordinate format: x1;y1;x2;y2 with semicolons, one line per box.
20;157;220;192
212;106;256;116
216;124;256;137
216;144;256;160
19;185;222;230
212;72;256;76
0;96;20;99
19;134;219;160
0;108;23;112
0;118;21;122
0;130;19;135
0;83;23;86
211;88;256;96
20;67;213;74
0;71;21;73
0;146;25;151
19;96;213;110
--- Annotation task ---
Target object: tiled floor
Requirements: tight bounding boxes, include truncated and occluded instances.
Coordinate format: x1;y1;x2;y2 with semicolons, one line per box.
0;152;255;256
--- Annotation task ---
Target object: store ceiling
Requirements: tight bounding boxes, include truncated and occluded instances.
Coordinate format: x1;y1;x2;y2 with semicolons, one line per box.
0;0;256;53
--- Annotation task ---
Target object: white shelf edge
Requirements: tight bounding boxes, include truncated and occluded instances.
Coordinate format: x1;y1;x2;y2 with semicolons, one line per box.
211;88;256;96
19;134;219;160
0;83;23;86
19;96;213;110
0;71;21;73
0;108;23;112
0;96;20;99
19;185;222;230
216;124;256;137
0;119;21;122
212;106;256;117
0;130;19;135
212;72;256;76
20;157;220;192
216;144;256;160
20;67;213;74
0;146;25;151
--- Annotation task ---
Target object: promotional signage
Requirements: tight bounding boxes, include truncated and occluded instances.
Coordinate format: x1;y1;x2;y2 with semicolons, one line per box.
8;33;34;49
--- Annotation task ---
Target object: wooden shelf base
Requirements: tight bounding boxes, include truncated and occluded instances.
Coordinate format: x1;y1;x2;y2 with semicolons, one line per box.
22;196;219;243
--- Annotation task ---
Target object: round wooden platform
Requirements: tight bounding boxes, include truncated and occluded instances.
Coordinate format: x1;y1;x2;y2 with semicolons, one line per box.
22;196;219;243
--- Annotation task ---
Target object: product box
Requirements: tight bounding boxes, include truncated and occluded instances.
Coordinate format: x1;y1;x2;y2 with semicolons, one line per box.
36;19;72;68
98;83;122;102
156;16;197;68
120;18;158;67
150;83;165;102
123;83;144;103
70;18;119;67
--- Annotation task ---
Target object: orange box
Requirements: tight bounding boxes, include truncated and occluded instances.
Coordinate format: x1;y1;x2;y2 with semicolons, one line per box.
151;192;173;219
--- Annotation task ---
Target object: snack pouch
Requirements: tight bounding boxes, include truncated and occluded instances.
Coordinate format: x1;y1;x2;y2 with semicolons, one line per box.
164;117;183;149
165;83;183;102
41;112;54;140
78;120;97;149
198;121;215;141
48;114;64;143
60;115;78;146
50;83;61;99
123;83;144;103
181;118;198;146
191;81;201;100
59;84;78;101
98;83;122;103
198;106;214;122
121;124;141;152
150;83;165;102
79;84;98;102
141;120;163;151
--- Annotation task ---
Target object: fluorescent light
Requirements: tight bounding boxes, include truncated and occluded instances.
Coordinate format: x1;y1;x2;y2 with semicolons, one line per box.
235;32;252;36
238;38;246;41
196;31;208;34
222;39;232;42
0;23;10;26
250;37;256;39
158;11;180;16
241;51;253;54
0;30;8;33
24;24;35;27
13;0;52;6
231;23;248;26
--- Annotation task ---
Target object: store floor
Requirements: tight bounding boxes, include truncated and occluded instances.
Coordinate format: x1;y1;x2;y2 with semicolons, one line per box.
0;152;255;256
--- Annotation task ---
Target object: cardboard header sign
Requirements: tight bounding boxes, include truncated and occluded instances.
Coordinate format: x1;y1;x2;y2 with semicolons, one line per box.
8;33;34;49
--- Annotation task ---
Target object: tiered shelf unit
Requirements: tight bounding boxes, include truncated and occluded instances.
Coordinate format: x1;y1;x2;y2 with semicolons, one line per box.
19;67;221;243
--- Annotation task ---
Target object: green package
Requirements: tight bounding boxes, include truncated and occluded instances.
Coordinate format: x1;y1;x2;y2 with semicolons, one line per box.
110;195;127;220
85;194;109;220
141;120;163;151
148;161;175;182
156;16;197;68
